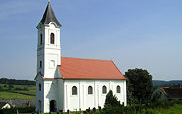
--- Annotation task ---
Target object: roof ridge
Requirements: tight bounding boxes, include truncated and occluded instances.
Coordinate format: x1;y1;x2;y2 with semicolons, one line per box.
111;61;126;80
61;57;112;61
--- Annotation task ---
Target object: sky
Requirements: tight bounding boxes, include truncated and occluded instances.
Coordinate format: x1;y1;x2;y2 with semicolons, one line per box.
0;0;182;81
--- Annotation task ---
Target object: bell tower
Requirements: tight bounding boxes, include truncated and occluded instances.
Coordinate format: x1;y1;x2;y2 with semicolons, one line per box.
36;2;62;78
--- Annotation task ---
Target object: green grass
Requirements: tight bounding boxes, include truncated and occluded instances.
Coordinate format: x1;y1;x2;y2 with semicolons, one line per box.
0;91;35;99
154;104;182;114
141;104;182;114
0;84;36;99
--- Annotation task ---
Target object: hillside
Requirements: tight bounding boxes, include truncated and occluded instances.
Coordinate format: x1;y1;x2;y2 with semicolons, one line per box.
1;78;182;86
0;84;35;99
152;80;182;86
0;78;35;85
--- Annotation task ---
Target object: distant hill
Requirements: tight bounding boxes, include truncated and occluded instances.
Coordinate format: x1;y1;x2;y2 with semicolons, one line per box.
0;78;35;85
153;80;182;86
0;78;181;86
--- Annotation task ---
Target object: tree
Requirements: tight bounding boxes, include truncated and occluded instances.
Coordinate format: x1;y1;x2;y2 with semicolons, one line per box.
4;84;7;88
125;68;153;104
103;90;123;114
0;78;35;85
8;84;14;90
23;87;29;91
104;90;121;107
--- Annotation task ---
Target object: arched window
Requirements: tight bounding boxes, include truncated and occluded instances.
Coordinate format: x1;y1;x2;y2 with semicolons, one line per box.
102;86;107;94
38;100;41;112
40;61;42;68
40;34;42;45
117;85;120;93
88;86;93;94
39;83;41;91
50;33;55;44
72;86;77;95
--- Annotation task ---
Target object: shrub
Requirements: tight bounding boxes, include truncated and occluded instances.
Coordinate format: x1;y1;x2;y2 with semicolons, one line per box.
3;85;7;87
15;87;22;90
103;90;124;114
104;90;121;107
0;106;35;114
23;87;29;91
8;84;14;90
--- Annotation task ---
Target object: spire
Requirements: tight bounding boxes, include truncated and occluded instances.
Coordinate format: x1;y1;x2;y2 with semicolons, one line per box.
39;2;62;27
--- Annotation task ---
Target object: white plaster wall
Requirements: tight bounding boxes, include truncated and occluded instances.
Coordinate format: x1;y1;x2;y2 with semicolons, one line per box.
57;79;64;111
36;21;61;113
37;23;61;78
36;78;126;113
37;54;44;75
36;78;64;113
1;104;11;109
64;81;80;111
63;79;126;111
35;76;44;113
37;25;45;75
43;79;58;113
85;82;95;109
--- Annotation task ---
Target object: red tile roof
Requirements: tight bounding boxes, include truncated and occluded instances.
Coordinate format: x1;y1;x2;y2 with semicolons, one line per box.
160;87;169;96
160;87;182;99
58;57;126;80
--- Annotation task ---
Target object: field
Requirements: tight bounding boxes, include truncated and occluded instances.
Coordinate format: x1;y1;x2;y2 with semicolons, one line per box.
0;84;36;99
142;104;182;114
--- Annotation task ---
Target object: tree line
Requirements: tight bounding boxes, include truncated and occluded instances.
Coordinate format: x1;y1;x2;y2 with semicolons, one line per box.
0;78;35;85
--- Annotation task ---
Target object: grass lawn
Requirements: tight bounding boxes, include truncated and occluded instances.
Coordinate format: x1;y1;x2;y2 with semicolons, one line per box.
154;104;182;114
142;104;182;114
0;84;36;99
0;91;35;99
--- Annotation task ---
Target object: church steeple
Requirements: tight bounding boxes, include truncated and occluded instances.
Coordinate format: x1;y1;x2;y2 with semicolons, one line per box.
36;1;61;78
39;2;62;27
35;1;62;113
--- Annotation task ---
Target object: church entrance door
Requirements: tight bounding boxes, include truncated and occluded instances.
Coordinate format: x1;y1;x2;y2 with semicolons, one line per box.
50;100;56;112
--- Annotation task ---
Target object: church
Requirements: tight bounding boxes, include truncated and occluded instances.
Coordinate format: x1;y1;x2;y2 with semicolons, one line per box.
35;1;127;113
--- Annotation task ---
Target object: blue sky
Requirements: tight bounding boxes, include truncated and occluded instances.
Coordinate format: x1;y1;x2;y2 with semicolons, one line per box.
0;0;182;80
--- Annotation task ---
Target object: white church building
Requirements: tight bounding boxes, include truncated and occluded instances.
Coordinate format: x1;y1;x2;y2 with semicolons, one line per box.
35;2;127;113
